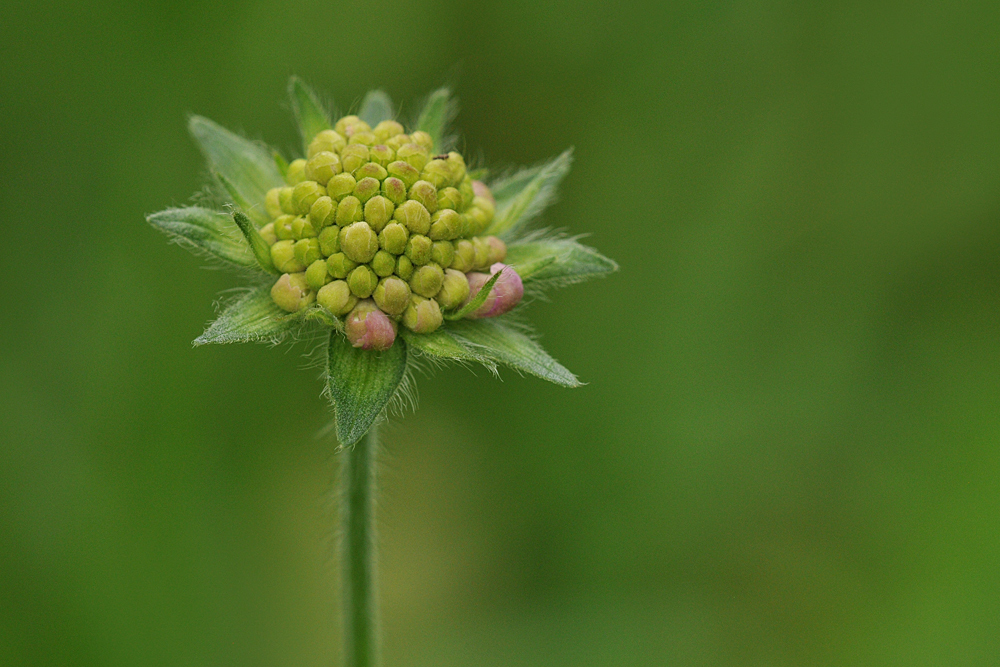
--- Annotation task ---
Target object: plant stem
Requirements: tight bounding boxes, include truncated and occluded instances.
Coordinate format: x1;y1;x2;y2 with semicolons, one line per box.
341;423;379;667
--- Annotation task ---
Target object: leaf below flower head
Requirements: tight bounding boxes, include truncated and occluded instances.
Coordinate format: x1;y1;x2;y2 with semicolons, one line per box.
189;116;284;226
358;90;394;127
486;149;573;239
448;319;580;387
326;331;408;446
506;236;618;288
231;211;278;274
289;76;333;152
193;286;298;346
400;328;495;370
148;207;255;268
414;87;457;154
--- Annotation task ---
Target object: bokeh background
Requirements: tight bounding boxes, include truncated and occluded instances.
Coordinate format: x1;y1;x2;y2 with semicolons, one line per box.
3;1;1000;665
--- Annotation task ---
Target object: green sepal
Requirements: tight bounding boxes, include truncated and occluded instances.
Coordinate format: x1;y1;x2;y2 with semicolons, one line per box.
414;87;456;153
443;270;502;321
188;115;284;226
147;206;254;268
326;330;408;446
506;236;618;288
303;305;344;330
486;149;573;238
231;211;278;274
289;76;333;151
358;90;393;127
273;151;289;178
400;328;493;369
193;286;299;346
448;319;580;387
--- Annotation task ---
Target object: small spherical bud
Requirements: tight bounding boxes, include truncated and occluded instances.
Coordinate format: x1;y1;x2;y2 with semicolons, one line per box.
291;216;317;239
345;299;397;350
285;159;308;185
309;196;337;229
326;252;358;279
335;115;362;135
472;194;496;221
373;276;411;316
340;144;370;174
410;131;434;151
347;264;378;298
259;222;278;246
395;255;414;280
459;178;475;207
421;159;453;188
294;238;321;266
437;186;464;211
308;129;346;158
373;120;404;143
472;236;491;270
472;180;494;203
274;214;296;240
464;263;524;318
428;209;462;241
396;143;430;171
407;180;438;213
363;195;395;233
317;280;357;316
369;144;395;167
378;222;409;255
265;188;283;219
353;177;381;204
305;151;342;185
326;173;358;201
393;200;431;235
339;222;379;264
384;133;411;151
464;206;490;235
271;240;306;273
305;259;331;289
409;262;444;298
349;131;376;146
387;160;421;188
485;236;507;264
278;186;296;214
436;269;470;310
431;240;455;268
371;250;396;277
355;162;388;182
292;181;326;215
451;239;475;272
336;196;364;226
318;225;341;256
382;177;407;205
404;234;432;265
271;272;315;313
401;295;443;333
446;152;467;182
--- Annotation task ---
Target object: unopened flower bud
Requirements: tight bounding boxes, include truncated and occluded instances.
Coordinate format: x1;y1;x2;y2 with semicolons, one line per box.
266;187;283;219
353;177;381;204
378;222;409;255
259;222;278;246
326;252;358;279
326;173;357;201
409;262;444;298
431;240;455;268
471;195;496;222
278;186;296;214
305;259;331;289
464;206;490;235
294;238;321;266
291;216;317;239
345;299;397;350
428;209;462;241
318;225;341;256
270;240;306;273
373;120;404;143
437;186;463;211
363;195;395;232
396;143;430;171
407;180;438;213
387;160;420;188
340;144;370;174
347;264;378;299
435;269;470;310
334;115;362;136
459;178;475;207
336;195;364;226
446;152;467;182
274;214;296;240
485;236;507;264
271;272;315;313
339;222;379;263
421;159;452;188
355;162;388;182
292;181;326;215
472;180;494;203
401;295;443;333
393;200;431;235
395;255;414;280
410;131;433;151
317;280;357;316
369;144;395;167
384;133;411;151
382;177;407;205
464;263;524;318
373;276;411;316
472;236;491;270
308;129;346;157
450;239;475;272
404;234;432;265
349;131;376;146
371;250;396;277
305;151;342;185
285;159;307;185
309;196;336;229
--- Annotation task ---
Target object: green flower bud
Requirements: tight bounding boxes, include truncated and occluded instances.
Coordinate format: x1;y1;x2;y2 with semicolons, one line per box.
401;294;443;334
326;173;358;201
326;252;357;279
428;209;462;241
339;221;379;263
317;280;357;316
437;186;463;212
472;236;491;270
308;129;346;158
271;240;306;273
410;131;434;151
387;160;420;188
373;276;411;316
451;239;475;272
309;196;337;229
340;144;370;174
369;144;395;167
318;225;341;256
265;187;283;219
435;269;470;310
404;234;432;265
285;158;308;185
345;299;397;350
371;250;396;277
431;240;455;268
459;178;476;207
274;214;296;240
396;143;430;171
305;259;331;289
382;177;407;205
446;152;467;183
364;195;395;232
347;264;378;298
464;206;490;235
271;272;315;313
278;186;296;214
305;151;342;185
409;262;445;298
384;133;411;151
395;255;414;280
472;195;495;221
355;162;388;182
373;120;404;143
336;195;364;226
393;200;431;235
353;177;381;204
292;181;326;215
421;159;452;188
485;236;507;264
378;222;409;255
349;131;376;146
334;115;364;136
407;180;438;213
259;222;278;246
291;216;317;239
294;238;321;266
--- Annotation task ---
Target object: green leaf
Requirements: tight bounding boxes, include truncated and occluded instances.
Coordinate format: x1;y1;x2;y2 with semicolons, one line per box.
486;149;573;238
148;207;254;268
326;331;408;446
443;270;503;320
400;328;492;368
358;90;393;127
289;76;333;151
414;87;456;153
193;286;296;346
507;237;618;288
231;211;278;274
448;319;580;387
188;115;284;226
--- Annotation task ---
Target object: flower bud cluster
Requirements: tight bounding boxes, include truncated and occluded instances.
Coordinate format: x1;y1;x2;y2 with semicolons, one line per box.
263;116;521;349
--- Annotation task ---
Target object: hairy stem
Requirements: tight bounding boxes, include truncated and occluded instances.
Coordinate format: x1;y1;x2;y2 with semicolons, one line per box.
341;423;379;667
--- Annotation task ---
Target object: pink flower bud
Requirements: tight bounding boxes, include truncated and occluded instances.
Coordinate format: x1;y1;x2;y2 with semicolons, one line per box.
471;180;494;205
464;263;524;319
344;299;397;350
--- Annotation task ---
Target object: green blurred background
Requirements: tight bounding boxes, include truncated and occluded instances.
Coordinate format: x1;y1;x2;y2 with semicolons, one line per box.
3;0;1000;665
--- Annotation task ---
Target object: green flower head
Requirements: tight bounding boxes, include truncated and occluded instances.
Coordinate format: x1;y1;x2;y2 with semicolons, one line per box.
148;78;618;445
